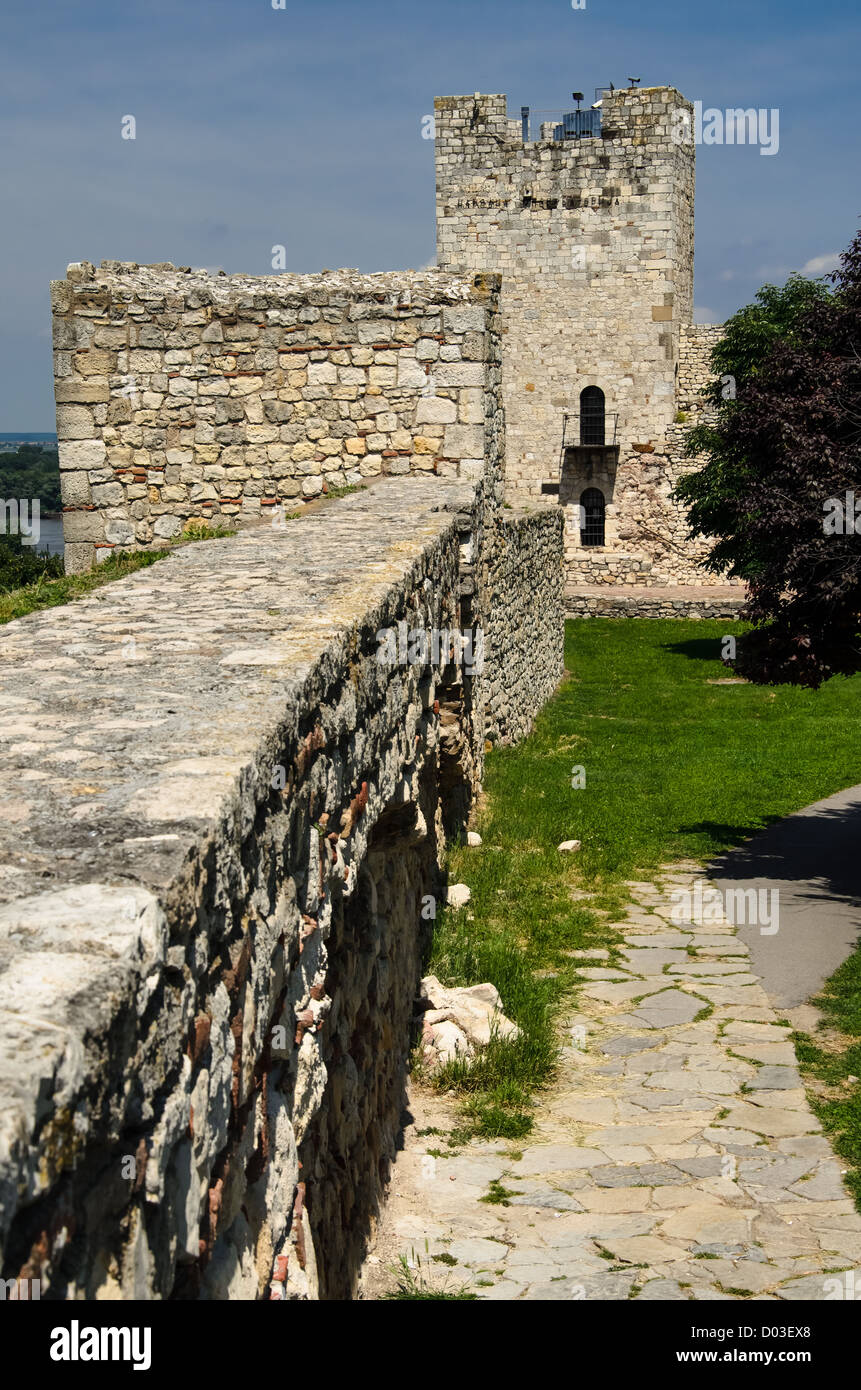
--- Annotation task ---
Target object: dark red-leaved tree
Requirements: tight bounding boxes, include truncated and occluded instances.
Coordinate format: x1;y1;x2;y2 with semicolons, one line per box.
675;231;861;687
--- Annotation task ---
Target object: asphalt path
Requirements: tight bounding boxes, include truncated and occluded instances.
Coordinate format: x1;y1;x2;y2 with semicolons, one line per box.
710;785;861;1008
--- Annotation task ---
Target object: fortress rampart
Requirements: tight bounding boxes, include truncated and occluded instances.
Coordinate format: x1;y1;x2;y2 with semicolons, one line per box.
0;470;563;1299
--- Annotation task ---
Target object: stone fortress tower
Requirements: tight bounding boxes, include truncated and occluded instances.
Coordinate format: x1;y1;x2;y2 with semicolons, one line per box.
435;85;742;613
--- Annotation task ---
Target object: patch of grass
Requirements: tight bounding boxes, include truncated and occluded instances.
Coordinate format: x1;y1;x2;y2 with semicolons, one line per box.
323;483;365;501
479;1180;517;1207
793;948;861;1210
424;831;609;1135
422;619;861;1151
462;1101;532;1140
180;522;235;542
445;1126;473;1149
382;1254;477;1301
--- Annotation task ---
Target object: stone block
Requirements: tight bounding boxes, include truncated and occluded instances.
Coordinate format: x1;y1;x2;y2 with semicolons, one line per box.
433;363;485;388
153;515;183;539
416;397;457;424
59;472;92;507
58;439;106;470
63;510;106;542
91;482;125;506
56;406;95;441
63;541;94;573
55;381;111;404
75;349;116;376
104;518;136;544
443;424;485;458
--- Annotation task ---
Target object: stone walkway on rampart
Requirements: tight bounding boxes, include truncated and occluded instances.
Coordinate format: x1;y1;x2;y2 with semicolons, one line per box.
361;866;861;1301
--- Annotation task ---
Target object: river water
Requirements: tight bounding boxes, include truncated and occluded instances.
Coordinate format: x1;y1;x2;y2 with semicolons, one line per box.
31;517;65;558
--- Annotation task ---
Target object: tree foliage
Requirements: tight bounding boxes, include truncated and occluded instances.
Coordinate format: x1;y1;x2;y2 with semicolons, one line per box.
0;444;62;512
675;236;861;687
0;531;64;593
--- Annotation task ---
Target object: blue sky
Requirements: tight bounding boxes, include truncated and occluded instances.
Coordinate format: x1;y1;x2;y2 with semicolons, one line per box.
2;0;858;428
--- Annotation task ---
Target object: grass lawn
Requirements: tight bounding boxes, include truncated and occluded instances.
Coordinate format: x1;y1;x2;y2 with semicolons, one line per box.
428;618;861;1183
794;955;861;1207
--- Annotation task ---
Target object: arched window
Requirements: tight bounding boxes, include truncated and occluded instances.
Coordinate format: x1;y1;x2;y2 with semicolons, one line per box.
580;488;605;547
580;386;605;445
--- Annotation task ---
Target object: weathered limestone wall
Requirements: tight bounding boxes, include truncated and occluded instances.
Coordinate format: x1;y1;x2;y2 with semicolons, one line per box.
52;264;502;574
484;509;565;744
0;469;563;1300
566;587;746;620
677;322;725;410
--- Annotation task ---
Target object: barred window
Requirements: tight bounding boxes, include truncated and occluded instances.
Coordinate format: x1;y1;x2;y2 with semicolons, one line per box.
580;488;606;547
580;386;605;445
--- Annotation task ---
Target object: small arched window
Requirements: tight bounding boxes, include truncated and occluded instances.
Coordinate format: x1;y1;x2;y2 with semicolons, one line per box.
580;386;605;445
580;488;605;547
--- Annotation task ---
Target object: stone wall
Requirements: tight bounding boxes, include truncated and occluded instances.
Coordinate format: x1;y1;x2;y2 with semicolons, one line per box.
677;322;725;411
566;587;746;620
484;509;565;743
52;263;502;574
0;467;563;1301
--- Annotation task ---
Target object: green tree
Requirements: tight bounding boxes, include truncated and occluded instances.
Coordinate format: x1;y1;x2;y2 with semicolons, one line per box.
674;242;861;688
0;444;62;513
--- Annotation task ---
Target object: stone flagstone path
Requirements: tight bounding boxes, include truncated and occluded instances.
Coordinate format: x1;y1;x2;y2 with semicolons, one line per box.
360;865;861;1300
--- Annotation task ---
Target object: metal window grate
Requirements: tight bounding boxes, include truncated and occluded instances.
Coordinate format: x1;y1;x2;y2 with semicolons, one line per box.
580;488;606;547
579;387;606;445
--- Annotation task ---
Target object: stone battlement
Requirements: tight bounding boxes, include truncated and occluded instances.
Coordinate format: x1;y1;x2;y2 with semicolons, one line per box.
64;259;487;303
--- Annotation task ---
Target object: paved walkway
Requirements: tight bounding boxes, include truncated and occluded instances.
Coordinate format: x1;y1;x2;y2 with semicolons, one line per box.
361;865;861;1301
712;785;861;1008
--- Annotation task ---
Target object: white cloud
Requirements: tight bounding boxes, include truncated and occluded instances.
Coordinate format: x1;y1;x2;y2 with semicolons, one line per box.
693;306;719;324
801;252;840;275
